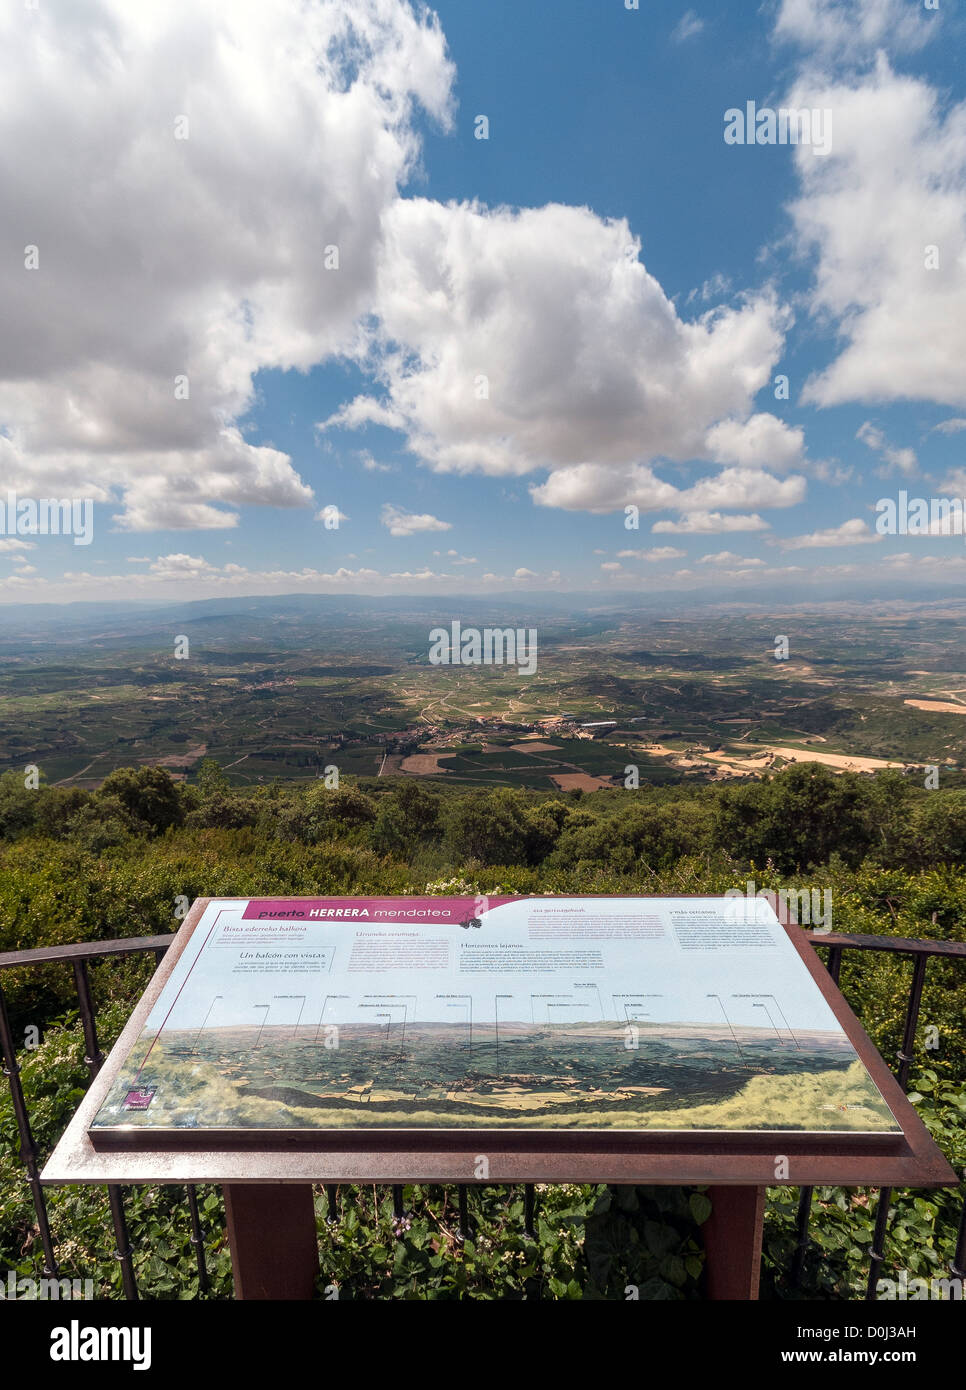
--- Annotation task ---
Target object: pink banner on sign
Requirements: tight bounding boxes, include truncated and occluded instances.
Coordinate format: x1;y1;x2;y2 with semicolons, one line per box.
241;896;517;921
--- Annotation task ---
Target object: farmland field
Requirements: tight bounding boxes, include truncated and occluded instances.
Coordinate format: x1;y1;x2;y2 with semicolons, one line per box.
1;594;965;790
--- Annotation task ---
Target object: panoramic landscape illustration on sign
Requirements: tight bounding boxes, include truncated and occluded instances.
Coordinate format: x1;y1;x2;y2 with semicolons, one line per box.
90;897;901;1140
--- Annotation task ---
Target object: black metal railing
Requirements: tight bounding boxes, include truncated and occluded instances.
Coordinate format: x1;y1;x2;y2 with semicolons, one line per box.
1;928;963;1300
799;930;966;1298
0;935;181;1300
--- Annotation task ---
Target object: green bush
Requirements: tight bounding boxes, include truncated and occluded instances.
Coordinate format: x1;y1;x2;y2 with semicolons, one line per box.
1;764;965;1299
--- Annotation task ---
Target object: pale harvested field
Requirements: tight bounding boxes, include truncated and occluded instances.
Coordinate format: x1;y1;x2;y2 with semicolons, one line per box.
147;743;207;768
509;740;561;752
904;699;966;714
648;742;904;774
401;753;451;774
755;746;903;771
549;773;612;791
705;751;774;772
640;743;687;758
643;742;756;770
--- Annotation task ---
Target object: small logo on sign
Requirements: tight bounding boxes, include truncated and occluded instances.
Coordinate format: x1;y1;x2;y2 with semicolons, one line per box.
123;1087;156;1110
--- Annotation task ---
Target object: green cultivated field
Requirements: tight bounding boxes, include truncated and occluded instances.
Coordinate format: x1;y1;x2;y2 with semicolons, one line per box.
1;597;965;789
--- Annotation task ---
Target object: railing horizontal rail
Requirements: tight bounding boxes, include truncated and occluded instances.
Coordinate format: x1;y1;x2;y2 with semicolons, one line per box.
1;929;961;974
805;930;966;958
0;935;173;970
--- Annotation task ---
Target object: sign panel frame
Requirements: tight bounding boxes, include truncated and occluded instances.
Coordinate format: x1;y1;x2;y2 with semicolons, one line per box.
40;897;958;1188
84;894;905;1150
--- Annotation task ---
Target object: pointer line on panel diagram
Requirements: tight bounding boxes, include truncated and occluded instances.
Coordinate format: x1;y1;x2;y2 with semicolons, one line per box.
191;994;221;1054
708;993;744;1059
767;994;802;1048
252;1004;270;1048
443;995;473;1050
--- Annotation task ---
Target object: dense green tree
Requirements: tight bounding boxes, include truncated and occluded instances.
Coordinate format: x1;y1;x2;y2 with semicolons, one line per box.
185;792;259;830
443;788;529;865
311;783;377;827
913;790;966;867
98;766;184;834
275;781;377;844
862;771;919;867
713;764;875;872
66;794;142;852
371;781;440;858
0;770;42;839
38;786;91;838
196;757;231;798
520;798;572;864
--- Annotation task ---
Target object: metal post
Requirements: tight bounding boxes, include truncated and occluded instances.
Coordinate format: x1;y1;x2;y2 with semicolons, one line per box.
107;1184;139;1301
71;956;139;1300
826;945;843;985
865;950;926;1300
0;980;59;1276
865;1187;892;1300
523;1184;536;1240
704;1186;766;1300
790;1185;813;1286
458;1185;469;1241
186;1185;209;1294
789;941;837;1290
951;1185;966;1285
896;954;928;1092
223;1183;318;1299
72;959;105;1078
325;1185;339;1223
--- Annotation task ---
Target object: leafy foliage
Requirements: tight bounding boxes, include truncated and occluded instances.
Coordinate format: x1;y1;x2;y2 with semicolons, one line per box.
0;762;964;1299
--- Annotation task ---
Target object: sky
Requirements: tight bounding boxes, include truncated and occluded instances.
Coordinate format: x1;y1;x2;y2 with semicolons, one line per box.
2;0;966;604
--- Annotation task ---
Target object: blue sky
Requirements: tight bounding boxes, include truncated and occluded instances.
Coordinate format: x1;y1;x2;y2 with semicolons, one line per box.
3;0;966;602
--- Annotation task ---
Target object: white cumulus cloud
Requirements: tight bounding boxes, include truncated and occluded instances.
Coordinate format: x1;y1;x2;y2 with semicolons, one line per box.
380;504;452;537
0;0;453;530
652;511;771;534
774;0;936;57
789;59;966;410
780;518;882;548
324;196;790;513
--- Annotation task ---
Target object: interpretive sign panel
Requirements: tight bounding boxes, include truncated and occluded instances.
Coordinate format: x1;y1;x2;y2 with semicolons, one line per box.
87;895;902;1146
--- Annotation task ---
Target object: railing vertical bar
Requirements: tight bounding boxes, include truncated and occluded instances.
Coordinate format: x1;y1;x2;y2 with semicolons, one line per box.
826;945;843;985
809;938;842;1290
107;1184;139;1301
0;979;59;1276
951;1185;966;1284
865;1187;892;1300
71;957;139;1300
523;1184;536;1240
896;954;929;1092
186;1185;209;1294
72;959;105;1078
789;1185;813;1286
